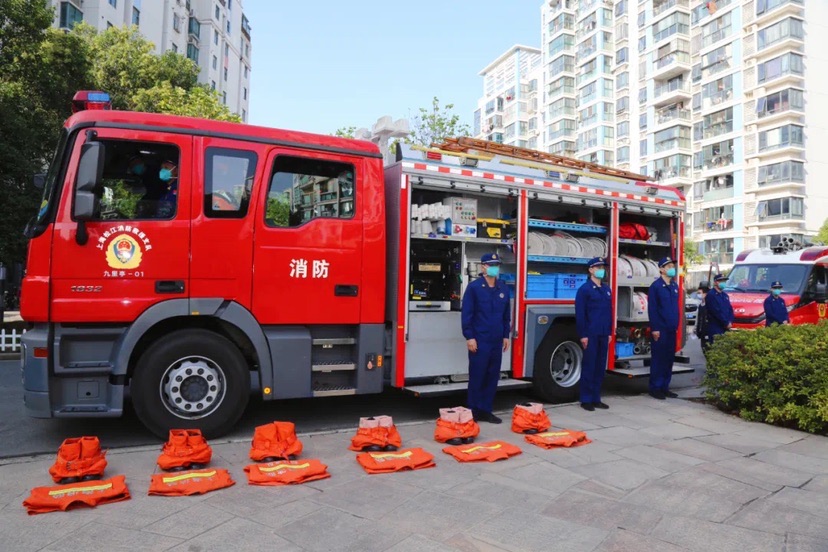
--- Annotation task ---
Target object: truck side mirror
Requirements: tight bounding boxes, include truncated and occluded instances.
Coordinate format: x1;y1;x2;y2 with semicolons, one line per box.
33;173;46;190
73;141;105;245
816;283;827;303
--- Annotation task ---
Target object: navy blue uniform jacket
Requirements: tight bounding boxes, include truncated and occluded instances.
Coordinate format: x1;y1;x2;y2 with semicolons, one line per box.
706;288;734;334
648;278;680;332
763;295;789;326
575;280;612;337
461;277;511;342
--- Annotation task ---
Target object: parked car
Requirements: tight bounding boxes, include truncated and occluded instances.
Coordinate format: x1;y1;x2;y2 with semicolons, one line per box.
685;292;702;325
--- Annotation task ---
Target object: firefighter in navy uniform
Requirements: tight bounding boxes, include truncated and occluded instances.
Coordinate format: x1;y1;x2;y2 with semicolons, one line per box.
647;257;681;400
706;273;734;344
763;280;790;326
461;253;511;424
575;257;612;411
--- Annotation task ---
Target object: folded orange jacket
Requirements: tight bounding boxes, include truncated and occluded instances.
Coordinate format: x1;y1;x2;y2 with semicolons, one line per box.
249;421;303;461
244;459;330;486
442;440;523;463
434;418;480;443
148;468;235;496
349;425;403;452
511;406;551;434
23;475;130;515
156;429;213;471
48;436;108;483
524;429;592;449
356;448;435;474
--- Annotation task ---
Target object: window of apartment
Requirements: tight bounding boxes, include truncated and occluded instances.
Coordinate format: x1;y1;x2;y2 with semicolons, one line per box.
504;123;516;140
59;2;84;29
578;35;598;58
599;78;613;98
701;12;732;48
548;119;576;140
616;96;629;114
618;146;630;162
549;141;576;156
577;13;597;38
602;55;613;74
108;0;116;6
702;75;734;109
758;52;804;84
617;121;630;137
756;88;804;118
550;97;577;118
548;13;575;34
615;0;628;17
212;56;218;70
701;45;732;80
578;128;599;150
653;12;690;43
694;139;734;169
653;154;691;177
243;87;248;100
639;113;648;130
223;67;228;81
132;7;140;25
579;81;597;104
266;157;355;227
655;126;691;153
638;87;647;105
222;91;227;105
244;43;250;58
215;5;220;19
757;197;804;220
637;11;646;29
759;233;805;249
638;36;646;52
757;18;803;50
616;47;628;64
759;124;804;152
204;148;256;218
757;0;804;17
758;160;805;186
549;76;575;96
214;29;219;45
694;174;734;200
698;238;734;263
600;8;613;26
244;65;249;79
187;43;199;62
602;150;615;165
173;15;181;32
692;92;701;111
226;20;231;34
225;44;229;56
172;44;178;53
549;34;574;57
616;71;629;90
579;104;601;127
639;59;647;80
211;81;216;90
616;22;628;41
640;138;648;156
692;0;733;24
691;63;702;83
550;55;575;75
528;137;538;150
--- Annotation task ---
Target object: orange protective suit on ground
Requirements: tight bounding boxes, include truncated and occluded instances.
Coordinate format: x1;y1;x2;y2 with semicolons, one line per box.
524;429;592;449
349;416;403;452
356;448;435;474
148;468;235;496
48;436;108;483
434;407;479;444
23;475;130;515
511;403;551;434
156;429;213;471
249;421;303;461
442;440;523;463
244;459;331;486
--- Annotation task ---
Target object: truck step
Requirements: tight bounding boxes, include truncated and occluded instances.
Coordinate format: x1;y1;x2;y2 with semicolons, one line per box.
608;365;695;378
312;362;356;372
312;384;357;397
312;338;356;347
403;378;532;397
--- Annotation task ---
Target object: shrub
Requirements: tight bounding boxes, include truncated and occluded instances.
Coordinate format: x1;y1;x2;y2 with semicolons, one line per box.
703;321;828;434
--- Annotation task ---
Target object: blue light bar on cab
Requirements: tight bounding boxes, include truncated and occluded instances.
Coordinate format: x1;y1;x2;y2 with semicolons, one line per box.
72;90;112;113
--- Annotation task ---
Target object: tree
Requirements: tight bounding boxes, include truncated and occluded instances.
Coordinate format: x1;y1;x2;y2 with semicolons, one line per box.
683;239;704;267
406;96;470;147
815;218;828;245
334;126;356;139
132;82;240;122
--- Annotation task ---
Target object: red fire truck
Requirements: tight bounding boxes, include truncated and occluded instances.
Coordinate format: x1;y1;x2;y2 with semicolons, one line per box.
721;244;828;329
20;95;690;438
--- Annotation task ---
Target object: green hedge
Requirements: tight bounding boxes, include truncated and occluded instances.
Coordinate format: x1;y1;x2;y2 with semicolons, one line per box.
703;321;828;434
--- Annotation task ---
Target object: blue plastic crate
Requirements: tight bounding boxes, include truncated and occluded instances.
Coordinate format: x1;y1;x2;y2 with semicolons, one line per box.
500;273;516;283
615;342;635;358
556;274;588;291
526;290;556;299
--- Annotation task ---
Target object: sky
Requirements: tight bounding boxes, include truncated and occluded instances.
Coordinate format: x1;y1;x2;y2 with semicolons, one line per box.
244;0;541;136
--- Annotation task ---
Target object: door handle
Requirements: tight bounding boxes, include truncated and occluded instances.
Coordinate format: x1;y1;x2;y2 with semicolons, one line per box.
155;280;185;294
335;284;359;297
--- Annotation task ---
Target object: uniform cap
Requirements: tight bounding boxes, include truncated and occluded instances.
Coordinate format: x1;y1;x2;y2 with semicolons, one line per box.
713;273;728;282
481;253;501;265
771;281;783;288
587;257;607;268
657;257;677;268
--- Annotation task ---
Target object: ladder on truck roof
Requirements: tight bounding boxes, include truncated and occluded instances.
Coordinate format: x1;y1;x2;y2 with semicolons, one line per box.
431;137;653;183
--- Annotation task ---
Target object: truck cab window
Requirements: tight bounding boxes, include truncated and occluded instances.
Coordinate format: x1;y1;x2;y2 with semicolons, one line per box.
93;140;180;221
204;147;256;218
265;156;355;227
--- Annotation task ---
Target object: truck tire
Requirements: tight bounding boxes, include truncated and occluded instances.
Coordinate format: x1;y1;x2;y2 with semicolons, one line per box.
532;324;582;402
131;329;250;439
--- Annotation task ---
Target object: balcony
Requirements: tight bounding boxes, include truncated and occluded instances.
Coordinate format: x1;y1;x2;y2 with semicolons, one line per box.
653;78;691;108
703;186;735;202
702;252;735;265
755;19;805;59
656;105;691;126
655;138;692;154
702;89;735;110
696;152;735;172
655;165;692;184
701;218;734;233
754;0;804;27
241;14;251;38
652;51;691;81
653;0;690;20
548;0;576;14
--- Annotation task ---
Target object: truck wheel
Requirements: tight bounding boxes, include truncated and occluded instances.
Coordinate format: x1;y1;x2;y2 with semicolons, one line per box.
131;329;250;439
532;324;582;402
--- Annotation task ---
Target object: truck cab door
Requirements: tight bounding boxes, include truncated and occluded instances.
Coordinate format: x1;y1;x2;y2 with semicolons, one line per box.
252;150;362;324
50;128;192;322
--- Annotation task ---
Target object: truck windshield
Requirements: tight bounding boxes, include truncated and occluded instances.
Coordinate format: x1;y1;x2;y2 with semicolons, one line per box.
723;264;809;294
35;128;69;226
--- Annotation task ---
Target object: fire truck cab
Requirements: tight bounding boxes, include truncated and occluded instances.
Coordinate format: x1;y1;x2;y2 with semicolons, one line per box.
724;246;828;328
21;106;690;438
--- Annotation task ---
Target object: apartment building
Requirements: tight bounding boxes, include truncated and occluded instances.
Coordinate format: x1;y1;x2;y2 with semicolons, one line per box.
50;0;252;121
473;46;543;150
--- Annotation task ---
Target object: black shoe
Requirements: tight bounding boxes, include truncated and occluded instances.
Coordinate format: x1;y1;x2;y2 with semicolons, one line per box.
362;445;383;452
189;463;207;470
486;413;503;424
665;391;679;398
445;438;464;446
81;474;102;481
522;428;539;434
593;402;610;409
461;437;475;444
58;477;80;485
649;391;666;400
580;403;595;411
383;445;399;452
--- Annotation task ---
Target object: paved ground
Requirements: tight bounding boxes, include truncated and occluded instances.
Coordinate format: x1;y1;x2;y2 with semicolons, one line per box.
1;392;826;552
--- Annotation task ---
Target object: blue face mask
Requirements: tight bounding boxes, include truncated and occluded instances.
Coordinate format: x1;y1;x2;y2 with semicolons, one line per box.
486;266;500;278
159;168;173;182
666;268;677;278
772;288;782;296
594;268;606;279
132;164;145;175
